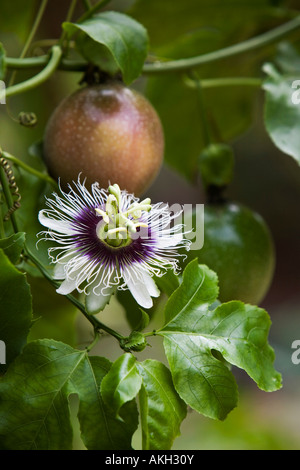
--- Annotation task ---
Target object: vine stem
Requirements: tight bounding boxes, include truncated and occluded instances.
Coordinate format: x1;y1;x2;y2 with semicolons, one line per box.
184;76;262;89
77;0;112;23
8;0;49;88
5;16;300;75
59;0;79;47
2;151;57;188
0;161;19;233
142;15;300;74
190;72;211;147
0;46;62;102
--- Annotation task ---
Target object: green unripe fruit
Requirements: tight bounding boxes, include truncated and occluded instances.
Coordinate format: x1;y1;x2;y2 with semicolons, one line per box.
43;82;164;195
183;202;275;305
199;143;235;190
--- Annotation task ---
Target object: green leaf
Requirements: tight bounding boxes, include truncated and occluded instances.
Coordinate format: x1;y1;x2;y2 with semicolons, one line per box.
263;62;300;165
134;309;150;332
154;270;180;297
0;43;6;80
63;11;149;84
163;333;238;420
159;261;282;419
117;289;151;330
0;340;138;450
67;355;138;450
191;301;282;391
163;260;219;331
101;353;142;416
137;359;187;450
0;249;32;374
0;232;25;264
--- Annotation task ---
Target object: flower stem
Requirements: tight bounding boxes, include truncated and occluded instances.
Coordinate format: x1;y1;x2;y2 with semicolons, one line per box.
2;151;57;188
0;46;62;102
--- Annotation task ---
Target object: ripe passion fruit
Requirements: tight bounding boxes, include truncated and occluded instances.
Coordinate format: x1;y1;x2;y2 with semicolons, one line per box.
183;201;275;305
43;81;164;195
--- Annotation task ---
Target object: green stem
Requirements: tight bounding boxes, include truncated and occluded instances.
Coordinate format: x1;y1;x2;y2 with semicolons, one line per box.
0;164;19;233
8;0;49;87
5;55;84;71
1;46;62;102
184;76;263;89
77;0;111;23
85;330;100;352
142;15;300;74
24;245;125;342
191;72;211;147
81;0;92;11
2;151;57;188
59;0;79;46
0;195;5;238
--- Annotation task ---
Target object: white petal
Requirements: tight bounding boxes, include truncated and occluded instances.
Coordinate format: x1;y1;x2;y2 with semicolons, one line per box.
126;269;153;309
38;211;74;235
53;263;66;280
56;277;77;295
141;271;160;298
85;287;114;315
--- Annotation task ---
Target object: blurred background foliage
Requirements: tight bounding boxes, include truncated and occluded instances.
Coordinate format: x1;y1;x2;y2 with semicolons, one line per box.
0;0;300;450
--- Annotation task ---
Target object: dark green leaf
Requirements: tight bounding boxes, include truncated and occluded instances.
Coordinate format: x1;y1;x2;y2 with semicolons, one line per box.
0;340;138;450
63;11;149;84
101;353;142;416
163;333;238;420
154;270;180;297
67;355;139;450
117;289;151;330
137;359;187;450
0;249;32;374
134;309;150;332
263;62;300;164
0;232;25;264
0;43;6;81
162;260;219;331
0;340;76;449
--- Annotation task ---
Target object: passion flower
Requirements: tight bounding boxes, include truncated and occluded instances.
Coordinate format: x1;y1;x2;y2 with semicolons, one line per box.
38;177;190;312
